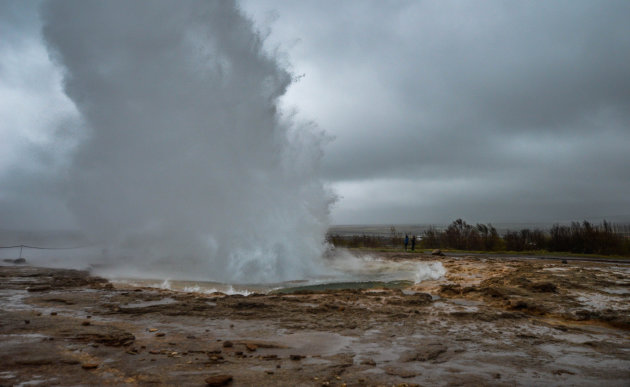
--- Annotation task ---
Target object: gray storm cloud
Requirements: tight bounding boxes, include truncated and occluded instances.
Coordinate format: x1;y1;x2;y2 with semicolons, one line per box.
2;0;629;236
38;0;333;282
243;0;630;224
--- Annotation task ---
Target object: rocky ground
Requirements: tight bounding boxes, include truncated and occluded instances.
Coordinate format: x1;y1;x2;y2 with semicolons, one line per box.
1;253;629;386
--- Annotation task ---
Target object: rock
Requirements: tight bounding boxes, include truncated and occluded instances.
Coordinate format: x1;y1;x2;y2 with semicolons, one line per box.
479;285;511;300
27;285;52;292
439;284;462;296
43;297;75;305
231;301;269;309
529;282;557;293
290;354;305;361
431;249;444;256
155;332;165;337
82;321;91;326
398;351;418;362
222;340;233;348
246;343;257;352
399;342;447;362
574;309;596;321
562;259;568;264
553;369;575;375
205;374;233;386
72;326;135;347
404;293;433;306
148;328;158;332
509;300;547;315
15;358;55;366
81;363;99;369
510;300;529;310
360;358;376;366
384;367;418;378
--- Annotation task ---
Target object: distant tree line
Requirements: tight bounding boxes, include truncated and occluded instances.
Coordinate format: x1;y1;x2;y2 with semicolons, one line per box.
326;234;385;249
327;219;630;256
422;219;502;251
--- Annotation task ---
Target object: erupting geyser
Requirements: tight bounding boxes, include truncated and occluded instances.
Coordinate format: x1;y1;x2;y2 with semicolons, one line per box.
41;0;334;283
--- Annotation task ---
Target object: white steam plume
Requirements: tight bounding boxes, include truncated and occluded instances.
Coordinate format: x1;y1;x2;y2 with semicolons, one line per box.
41;0;334;283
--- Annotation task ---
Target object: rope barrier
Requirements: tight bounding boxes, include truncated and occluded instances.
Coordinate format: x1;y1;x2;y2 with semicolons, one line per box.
0;244;96;260
0;244;94;250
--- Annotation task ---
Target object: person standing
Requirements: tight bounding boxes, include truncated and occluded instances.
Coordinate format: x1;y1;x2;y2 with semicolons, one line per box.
411;235;416;251
404;234;409;251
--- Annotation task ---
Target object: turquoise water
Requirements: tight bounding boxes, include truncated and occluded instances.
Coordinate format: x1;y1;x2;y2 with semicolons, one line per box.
111;255;446;295
271;280;413;294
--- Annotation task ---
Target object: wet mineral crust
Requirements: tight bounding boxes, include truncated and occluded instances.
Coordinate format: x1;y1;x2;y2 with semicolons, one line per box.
1;254;629;386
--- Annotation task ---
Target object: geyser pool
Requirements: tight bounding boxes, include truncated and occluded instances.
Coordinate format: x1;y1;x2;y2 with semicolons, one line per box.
40;0;334;283
0;245;446;292
108;255;447;295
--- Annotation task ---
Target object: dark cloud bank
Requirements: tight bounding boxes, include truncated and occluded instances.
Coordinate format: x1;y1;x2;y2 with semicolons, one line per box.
1;0;629;233
245;0;630;224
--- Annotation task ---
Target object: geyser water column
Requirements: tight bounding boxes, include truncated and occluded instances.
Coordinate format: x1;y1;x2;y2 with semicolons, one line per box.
41;0;334;283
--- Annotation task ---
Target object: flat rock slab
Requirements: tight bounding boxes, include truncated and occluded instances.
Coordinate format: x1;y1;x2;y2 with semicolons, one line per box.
399;342;447;362
65;325;135;347
205;374;233;386
385;366;420;378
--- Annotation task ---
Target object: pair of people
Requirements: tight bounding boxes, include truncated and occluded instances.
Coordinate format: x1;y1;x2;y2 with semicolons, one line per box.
404;234;416;251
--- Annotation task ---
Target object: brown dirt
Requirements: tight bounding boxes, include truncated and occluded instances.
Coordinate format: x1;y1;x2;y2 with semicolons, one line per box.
1;253;629;386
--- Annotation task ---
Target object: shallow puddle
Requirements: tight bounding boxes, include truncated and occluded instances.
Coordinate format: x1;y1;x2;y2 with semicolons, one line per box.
124;297;176;308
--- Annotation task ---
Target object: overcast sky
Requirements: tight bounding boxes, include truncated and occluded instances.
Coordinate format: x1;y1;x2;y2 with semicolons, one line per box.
241;0;630;224
1;0;630;228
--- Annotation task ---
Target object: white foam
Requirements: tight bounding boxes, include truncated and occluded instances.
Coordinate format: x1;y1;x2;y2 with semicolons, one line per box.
38;0;334;285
